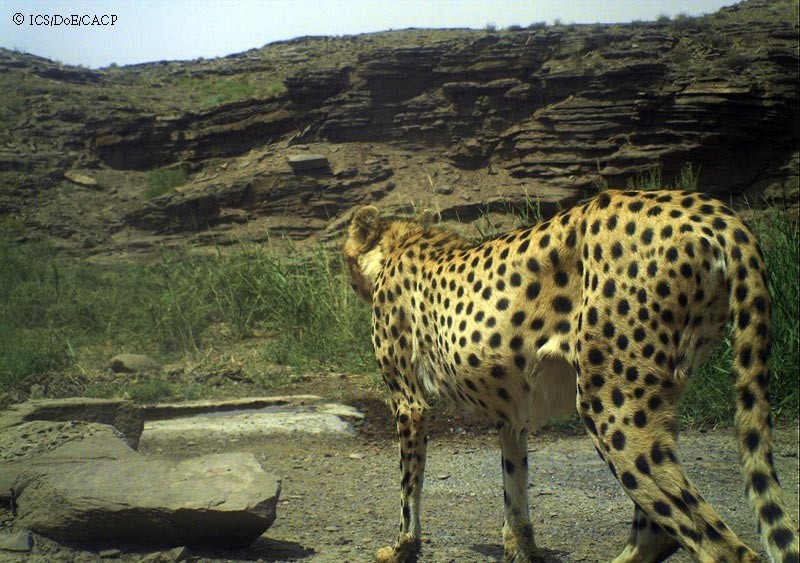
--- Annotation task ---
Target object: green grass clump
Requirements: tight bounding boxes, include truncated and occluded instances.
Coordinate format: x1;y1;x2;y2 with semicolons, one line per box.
144;167;186;199
127;379;174;403
164;75;284;107
0;326;72;387
144;245;373;369
0;238;373;394
624;163;699;192
200;79;257;106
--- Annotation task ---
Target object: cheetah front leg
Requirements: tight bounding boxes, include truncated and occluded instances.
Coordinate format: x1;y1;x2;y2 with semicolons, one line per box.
375;397;429;563
499;424;542;562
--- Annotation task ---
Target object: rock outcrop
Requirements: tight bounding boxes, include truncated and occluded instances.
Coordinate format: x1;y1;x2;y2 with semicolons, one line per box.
5;422;280;548
0;0;796;257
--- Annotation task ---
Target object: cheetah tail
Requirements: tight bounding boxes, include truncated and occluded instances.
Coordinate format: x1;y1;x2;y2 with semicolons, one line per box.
728;236;799;563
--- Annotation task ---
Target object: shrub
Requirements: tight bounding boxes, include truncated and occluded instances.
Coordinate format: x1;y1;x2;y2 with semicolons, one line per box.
670;47;692;65
200;79;257;106
144;167;186;199
670;13;698;30
720;53;750;70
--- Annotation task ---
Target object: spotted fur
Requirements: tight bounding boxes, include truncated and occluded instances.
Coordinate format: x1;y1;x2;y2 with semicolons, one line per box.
344;189;798;563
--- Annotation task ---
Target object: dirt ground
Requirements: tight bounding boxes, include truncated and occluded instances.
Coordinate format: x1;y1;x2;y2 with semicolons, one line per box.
12;398;799;563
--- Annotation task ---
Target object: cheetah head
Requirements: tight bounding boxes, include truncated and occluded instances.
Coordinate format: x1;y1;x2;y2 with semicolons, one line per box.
344;206;385;303
344;206;437;303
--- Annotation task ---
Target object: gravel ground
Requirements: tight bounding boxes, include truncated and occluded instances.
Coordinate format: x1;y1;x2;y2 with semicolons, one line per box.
6;408;798;563
200;423;798;563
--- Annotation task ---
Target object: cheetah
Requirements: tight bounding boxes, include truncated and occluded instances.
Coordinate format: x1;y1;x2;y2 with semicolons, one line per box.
344;189;798;563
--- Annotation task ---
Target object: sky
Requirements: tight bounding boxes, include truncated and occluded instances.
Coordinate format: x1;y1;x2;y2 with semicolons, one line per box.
2;0;735;69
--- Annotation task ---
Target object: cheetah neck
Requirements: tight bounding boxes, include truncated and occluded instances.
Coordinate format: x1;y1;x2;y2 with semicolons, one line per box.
358;245;385;288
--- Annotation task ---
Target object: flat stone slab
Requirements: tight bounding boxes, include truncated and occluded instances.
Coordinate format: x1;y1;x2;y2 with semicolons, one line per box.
141;401;363;449
286;153;329;171
10;423;279;547
0;398;143;449
139;394;324;420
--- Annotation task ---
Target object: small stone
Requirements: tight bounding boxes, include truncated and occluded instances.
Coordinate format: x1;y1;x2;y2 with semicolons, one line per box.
139;546;190;563
109;354;162;373
348;453;365;460
436;474;451;480
100;548;122;558
64;170;99;188
0;530;32;552
286;154;329;171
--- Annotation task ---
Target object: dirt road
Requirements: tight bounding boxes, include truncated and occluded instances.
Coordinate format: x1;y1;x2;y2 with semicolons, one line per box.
147;413;798;563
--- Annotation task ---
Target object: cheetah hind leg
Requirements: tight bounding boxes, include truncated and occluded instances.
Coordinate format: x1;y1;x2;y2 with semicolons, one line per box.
499;425;544;562
612;505;679;563
581;402;761;562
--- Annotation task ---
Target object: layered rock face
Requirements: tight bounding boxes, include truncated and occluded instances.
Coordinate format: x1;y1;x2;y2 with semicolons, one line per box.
0;0;796;256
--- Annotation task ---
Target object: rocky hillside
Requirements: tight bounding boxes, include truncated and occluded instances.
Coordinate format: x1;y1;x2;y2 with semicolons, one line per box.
0;0;797;258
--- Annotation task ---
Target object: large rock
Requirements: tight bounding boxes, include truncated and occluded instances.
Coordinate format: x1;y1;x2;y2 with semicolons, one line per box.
9;422;280;547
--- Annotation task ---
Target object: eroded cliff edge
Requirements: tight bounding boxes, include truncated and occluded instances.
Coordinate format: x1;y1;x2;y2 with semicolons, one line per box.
1;0;797;257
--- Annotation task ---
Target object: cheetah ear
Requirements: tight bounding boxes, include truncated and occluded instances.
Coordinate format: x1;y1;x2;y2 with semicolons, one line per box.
350;205;382;243
416;208;436;228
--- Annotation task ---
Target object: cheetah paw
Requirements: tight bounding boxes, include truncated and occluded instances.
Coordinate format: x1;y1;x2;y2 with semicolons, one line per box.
374;534;419;563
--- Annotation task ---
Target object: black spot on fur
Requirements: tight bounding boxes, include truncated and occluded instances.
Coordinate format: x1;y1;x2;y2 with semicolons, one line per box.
653;501;672;517
635;455;651;475
750;471;769;494
760;502;783;525
770;527;795;550
745;430;760;452
611;430;626;450
621;471;638;489
553;296;573;313
588;348;605;365
526;282;541;300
